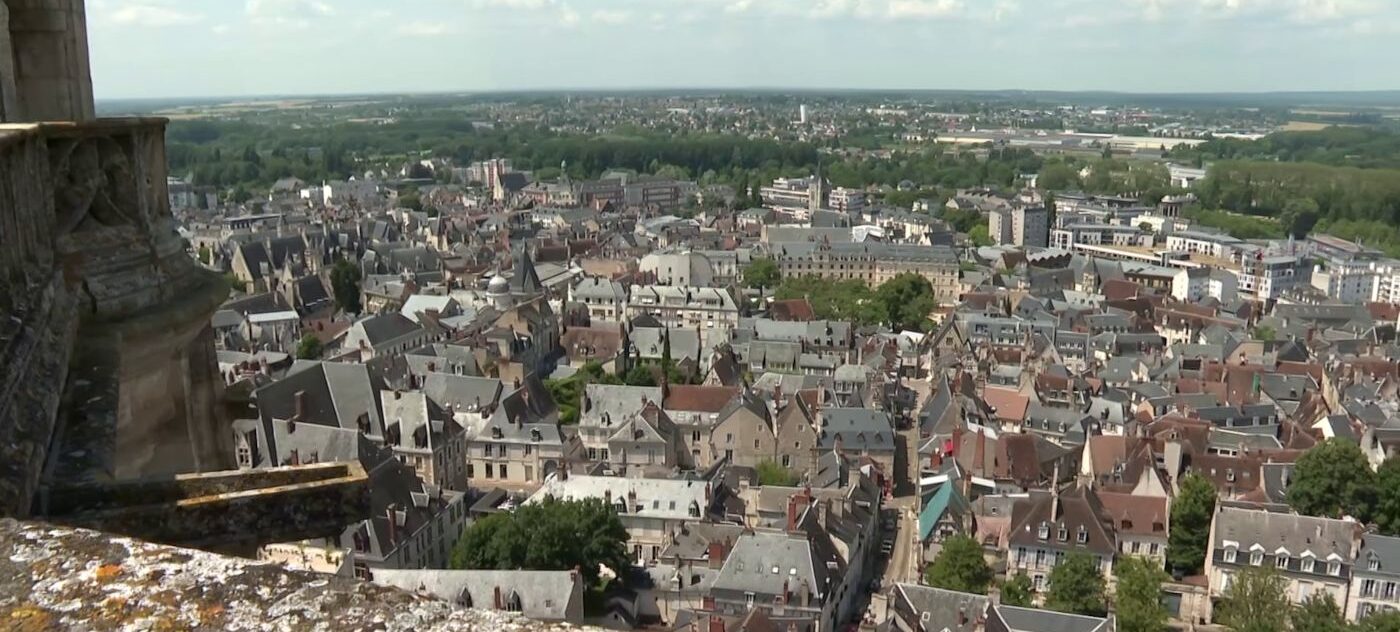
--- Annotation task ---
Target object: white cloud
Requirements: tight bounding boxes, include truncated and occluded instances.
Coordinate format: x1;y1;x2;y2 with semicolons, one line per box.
106;3;203;27
396;21;457;36
246;0;334;29
886;0;964;19
592;9;633;24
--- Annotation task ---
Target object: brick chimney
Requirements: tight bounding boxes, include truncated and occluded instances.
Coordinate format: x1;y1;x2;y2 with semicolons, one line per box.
786;494;802;532
707;615;725;632
493;586;503;610
708;539;728;569
385;504;399;545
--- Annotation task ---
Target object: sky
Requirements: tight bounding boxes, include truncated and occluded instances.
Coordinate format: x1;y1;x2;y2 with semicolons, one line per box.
87;0;1400;100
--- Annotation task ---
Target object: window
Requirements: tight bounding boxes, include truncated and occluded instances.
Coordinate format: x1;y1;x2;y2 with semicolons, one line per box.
1372;559;1382;572
725;449;733;461
753;439;760;449
466;464;474;479
1224;548;1237;564
782;455;791;467
1077;527;1088;544
483;445;493;458
1251;551;1264;566
1149;543;1160;557
1386;582;1397;600
726;433;734;444
1038;523;1049;540
1301;557;1314;573
523;444;533;456
1277;555;1289;570
1328;561;1341;576
745;592;755;608
484;463;493;479
692;431;701;442
1035;550;1046;568
499;464;509;479
1058;526;1068;541
1364;580;1378;598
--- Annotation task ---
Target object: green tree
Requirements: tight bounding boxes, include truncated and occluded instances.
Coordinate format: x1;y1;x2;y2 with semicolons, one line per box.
924;535;993;595
1253;325;1277;342
624;363;658;387
197;244;212;265
967;224;993;247
756;460;800;486
1375;458;1400;536
450;497;629;585
1000;573;1034;607
223;272;247;293
1358;611;1400;632
1168;473;1218;575
1287;438;1377;521
1045;553;1107;616
1215;566;1289;632
295;334;323;360
1114;556;1169;632
1290;593;1348;632
876;272;937;332
330;259;362;315
743;257;781;289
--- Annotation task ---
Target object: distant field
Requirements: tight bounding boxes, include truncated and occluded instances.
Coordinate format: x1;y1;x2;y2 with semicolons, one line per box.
1281;121;1334;132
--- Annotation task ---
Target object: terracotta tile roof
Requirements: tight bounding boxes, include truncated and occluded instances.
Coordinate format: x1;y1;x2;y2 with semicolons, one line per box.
769;299;816;322
982;387;1030;423
663;384;742;413
1097;491;1167;537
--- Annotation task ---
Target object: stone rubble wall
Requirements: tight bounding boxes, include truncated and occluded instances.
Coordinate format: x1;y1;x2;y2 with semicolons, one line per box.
0;518;604;631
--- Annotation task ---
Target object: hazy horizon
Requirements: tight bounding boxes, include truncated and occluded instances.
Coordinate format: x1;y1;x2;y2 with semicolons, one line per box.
89;0;1400;100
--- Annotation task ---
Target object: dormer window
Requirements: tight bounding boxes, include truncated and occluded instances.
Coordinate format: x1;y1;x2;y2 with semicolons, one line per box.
1251;551;1264;566
1276;555;1289;570
1301;556;1315;574
1329;561;1342;576
1371;558;1381;572
1225;469;1235;482
1038;523;1049;540
1224;548;1238;564
1077;526;1088;544
1058;526;1068;542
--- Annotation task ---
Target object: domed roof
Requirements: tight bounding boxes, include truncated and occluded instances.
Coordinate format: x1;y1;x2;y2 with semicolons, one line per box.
488;273;510;294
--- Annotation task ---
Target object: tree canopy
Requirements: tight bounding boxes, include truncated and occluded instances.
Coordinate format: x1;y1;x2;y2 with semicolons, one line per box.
924;535;993;595
1045;553;1107;617
1290;593;1348;632
450;496;629;585
1215;566;1289;632
330;259;362;315
756;460;800;487
999;573;1034;607
743;257;781;290
1287;438;1376;521
1113;556;1169;632
1168;473;1217;575
875;273;938;332
295;334;323;360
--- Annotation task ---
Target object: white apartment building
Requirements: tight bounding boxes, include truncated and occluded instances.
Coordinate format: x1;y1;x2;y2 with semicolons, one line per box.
1172;267;1239;304
829;187;866;214
626;285;739;331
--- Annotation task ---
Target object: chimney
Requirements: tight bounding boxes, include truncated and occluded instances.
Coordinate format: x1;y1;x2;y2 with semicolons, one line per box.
493;586;503;610
293;390;307;421
800;579;811;606
707;540;726;569
386;504;399;545
707;615;725;632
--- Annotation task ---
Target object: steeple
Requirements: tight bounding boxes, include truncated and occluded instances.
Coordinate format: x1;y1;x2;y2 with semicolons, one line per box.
510;244;542;295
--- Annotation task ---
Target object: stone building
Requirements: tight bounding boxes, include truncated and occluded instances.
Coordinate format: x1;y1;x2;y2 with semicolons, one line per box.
772;242;961;304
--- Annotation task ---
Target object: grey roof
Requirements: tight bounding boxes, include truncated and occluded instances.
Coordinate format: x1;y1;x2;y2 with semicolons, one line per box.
711;532;829;599
1212;505;1357;562
370;569;578;620
254;361;386;434
990;604;1112;632
422;374;502;414
1357;534;1400;578
580;384;664;430
894;584;989;632
818;408;895;453
358;313;425;347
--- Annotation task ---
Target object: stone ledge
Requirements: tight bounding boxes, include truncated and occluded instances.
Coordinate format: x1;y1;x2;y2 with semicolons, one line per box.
0;519;603;631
